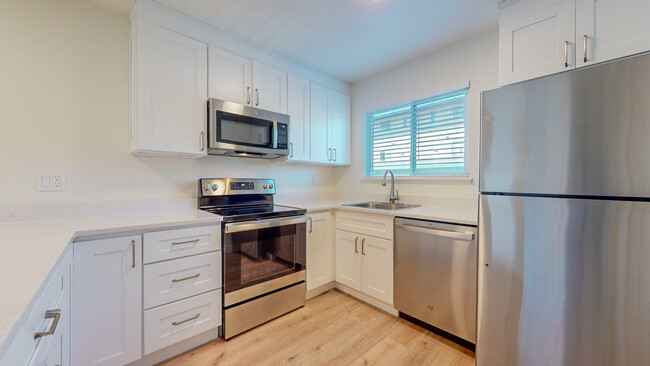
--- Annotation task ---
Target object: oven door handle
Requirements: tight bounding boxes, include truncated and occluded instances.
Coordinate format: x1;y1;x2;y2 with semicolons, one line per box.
224;216;308;233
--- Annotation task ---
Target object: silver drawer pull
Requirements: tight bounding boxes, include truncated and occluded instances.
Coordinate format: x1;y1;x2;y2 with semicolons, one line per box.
172;313;200;326
171;273;200;283
171;238;200;246
34;309;61;340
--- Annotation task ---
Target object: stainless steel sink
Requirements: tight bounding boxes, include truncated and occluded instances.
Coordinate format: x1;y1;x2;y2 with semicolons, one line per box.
342;202;420;210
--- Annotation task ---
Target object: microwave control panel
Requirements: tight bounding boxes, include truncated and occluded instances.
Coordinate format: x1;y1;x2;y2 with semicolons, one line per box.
276;123;288;150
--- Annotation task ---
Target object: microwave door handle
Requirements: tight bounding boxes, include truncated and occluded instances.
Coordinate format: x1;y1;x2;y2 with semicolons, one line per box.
272;121;278;149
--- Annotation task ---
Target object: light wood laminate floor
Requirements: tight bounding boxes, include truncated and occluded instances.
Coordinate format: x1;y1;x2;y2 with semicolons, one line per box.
158;289;475;366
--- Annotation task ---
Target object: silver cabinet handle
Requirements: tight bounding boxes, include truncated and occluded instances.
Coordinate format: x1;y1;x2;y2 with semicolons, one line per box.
225;216;308;233
172;313;200;326
34;309;61;340
308;216;313;233
333;148;337;161
200;131;205;151
328;148;332;161
289;143;294;158
172;273;200;283
246;86;251;105
255;88;260;106
354;237;359;254
362;238;366;256
131;240;136;268
583;34;588;63
171;238;200;246
564;41;569;68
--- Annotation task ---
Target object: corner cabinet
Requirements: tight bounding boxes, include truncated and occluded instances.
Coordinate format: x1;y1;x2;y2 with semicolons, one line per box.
0;249;72;366
72;236;142;366
130;20;208;157
310;83;350;165
499;0;650;85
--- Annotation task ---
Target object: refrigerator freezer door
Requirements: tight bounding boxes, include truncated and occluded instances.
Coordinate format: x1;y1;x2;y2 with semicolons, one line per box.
478;194;650;366
480;52;650;198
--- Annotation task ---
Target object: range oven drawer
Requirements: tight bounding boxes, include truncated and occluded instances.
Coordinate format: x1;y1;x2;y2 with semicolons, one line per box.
224;282;306;340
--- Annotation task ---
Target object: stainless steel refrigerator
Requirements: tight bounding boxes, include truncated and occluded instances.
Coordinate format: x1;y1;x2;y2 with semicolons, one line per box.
478;53;650;366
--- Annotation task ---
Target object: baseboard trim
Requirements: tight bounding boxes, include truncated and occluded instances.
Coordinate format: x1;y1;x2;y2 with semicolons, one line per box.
334;283;398;316
125;327;220;366
306;282;335;300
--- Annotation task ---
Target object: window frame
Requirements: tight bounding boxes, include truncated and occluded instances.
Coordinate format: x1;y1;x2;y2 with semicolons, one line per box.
363;86;470;178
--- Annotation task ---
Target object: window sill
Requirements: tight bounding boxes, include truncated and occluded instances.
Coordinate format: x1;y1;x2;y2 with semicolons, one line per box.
361;175;474;184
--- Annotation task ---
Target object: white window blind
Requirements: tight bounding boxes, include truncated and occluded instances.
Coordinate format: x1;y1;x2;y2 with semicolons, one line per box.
364;87;469;177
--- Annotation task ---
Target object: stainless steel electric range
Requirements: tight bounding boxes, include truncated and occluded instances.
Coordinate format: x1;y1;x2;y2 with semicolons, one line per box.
198;178;307;339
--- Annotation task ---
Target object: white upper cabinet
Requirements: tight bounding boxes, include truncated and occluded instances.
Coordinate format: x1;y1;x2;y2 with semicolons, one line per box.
499;0;576;85
131;20;208;157
252;61;288;114
329;89;351;166
208;46;252;106
287;75;311;162
576;0;650;67
309;83;330;164
310;83;351;165
500;0;650;85
208;49;287;114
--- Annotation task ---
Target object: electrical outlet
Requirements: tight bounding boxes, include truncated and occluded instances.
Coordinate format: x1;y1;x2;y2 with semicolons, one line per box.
37;173;66;192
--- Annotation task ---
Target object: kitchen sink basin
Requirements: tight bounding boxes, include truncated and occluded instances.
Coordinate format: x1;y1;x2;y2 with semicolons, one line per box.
342;202;420;210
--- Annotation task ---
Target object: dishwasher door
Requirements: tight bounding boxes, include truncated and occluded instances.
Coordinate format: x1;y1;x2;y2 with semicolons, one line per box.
394;217;477;343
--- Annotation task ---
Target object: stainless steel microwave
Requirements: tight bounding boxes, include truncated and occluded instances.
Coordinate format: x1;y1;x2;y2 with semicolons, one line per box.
207;98;289;159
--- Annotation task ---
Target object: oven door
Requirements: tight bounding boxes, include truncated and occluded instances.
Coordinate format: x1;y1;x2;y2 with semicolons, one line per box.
223;216;307;306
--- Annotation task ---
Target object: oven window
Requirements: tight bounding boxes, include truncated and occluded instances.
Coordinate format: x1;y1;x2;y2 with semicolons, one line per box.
224;223;306;293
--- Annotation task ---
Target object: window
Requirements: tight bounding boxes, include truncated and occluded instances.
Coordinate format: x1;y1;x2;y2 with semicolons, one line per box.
364;87;469;177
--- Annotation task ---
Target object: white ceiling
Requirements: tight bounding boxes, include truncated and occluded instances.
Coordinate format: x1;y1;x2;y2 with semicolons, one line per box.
91;0;500;83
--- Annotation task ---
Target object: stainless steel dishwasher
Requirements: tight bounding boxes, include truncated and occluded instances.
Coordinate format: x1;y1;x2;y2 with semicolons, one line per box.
394;217;477;344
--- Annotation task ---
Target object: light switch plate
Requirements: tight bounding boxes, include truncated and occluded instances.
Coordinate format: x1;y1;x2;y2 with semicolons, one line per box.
37;173;67;192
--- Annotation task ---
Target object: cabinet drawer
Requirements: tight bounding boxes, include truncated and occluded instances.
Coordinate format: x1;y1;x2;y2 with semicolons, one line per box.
335;211;394;240
144;290;222;355
144;225;221;263
144;251;222;309
1;249;71;366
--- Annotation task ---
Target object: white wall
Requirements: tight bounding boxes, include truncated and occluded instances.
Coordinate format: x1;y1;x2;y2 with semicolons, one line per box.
0;0;335;205
336;28;499;206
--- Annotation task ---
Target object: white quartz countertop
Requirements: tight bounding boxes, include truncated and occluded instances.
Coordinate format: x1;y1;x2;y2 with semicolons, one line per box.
0;209;221;349
277;199;478;226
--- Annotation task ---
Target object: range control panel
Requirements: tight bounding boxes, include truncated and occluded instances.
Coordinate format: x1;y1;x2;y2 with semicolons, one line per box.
199;178;275;196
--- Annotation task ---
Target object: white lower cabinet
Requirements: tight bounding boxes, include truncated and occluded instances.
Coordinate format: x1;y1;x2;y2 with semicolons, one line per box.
0;249;72;366
306;212;333;291
335;229;394;305
72;236;142;366
144;290;222;355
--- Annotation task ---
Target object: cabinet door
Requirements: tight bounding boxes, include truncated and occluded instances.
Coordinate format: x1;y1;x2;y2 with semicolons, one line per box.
208;46;252;106
306;212;333;291
133;21;208;157
73;236;142;366
576;0;650;67
287;74;311;162
252;61;287;114
334;230;362;291
360;236;394;305
309;83;330;164
328;90;350;165
499;0;576;85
